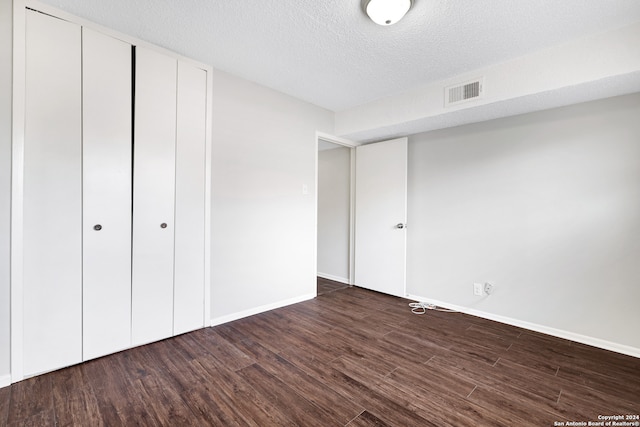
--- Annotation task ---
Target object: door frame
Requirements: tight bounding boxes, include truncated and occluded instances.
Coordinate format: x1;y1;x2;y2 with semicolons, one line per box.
11;0;27;383
315;132;360;288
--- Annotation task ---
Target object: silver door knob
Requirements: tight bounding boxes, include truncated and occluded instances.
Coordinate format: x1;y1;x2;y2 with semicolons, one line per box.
396;223;406;229
160;223;168;229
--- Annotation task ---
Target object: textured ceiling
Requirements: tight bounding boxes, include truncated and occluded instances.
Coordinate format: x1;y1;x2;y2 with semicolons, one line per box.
39;0;640;112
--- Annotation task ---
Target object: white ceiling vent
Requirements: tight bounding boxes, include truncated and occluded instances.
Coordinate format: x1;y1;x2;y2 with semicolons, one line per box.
445;78;484;107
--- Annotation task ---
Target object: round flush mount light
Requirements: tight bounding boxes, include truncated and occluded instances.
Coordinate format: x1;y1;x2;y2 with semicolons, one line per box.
363;0;412;26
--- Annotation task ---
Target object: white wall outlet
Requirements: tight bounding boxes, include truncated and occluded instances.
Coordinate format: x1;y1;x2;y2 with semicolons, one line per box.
473;283;484;296
484;282;494;295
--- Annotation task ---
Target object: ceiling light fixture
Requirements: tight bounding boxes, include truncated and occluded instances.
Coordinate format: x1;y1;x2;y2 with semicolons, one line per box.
363;0;412;26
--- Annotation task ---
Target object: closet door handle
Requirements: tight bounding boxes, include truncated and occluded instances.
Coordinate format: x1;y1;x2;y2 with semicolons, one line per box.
93;224;102;231
160;223;168;229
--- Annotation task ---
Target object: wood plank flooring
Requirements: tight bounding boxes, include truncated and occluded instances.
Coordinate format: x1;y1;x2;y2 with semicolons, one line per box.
317;276;349;296
2;284;639;426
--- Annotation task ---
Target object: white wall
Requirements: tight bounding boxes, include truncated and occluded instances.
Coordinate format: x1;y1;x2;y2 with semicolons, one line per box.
210;69;334;324
1;0;13;384
406;93;640;353
317;146;350;283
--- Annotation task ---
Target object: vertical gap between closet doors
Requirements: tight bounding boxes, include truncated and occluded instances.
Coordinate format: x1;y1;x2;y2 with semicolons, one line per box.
129;44;136;343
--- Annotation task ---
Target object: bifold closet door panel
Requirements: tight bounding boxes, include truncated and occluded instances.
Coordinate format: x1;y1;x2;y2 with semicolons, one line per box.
23;10;82;375
82;28;132;361
173;61;207;335
132;46;177;345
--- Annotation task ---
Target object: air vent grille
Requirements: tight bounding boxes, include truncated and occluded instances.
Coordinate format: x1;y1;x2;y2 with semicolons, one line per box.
445;78;483;107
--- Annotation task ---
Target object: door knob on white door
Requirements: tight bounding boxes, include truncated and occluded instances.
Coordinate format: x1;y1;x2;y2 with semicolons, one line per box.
396;223;406;229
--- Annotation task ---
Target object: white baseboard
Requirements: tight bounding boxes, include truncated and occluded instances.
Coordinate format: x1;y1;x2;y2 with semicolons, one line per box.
210;292;316;327
406;293;640;359
0;373;10;388
317;272;349;285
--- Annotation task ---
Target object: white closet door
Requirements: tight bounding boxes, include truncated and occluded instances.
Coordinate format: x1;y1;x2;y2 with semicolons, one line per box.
23;10;82;375
132;46;177;345
82;28;132;360
173;61;207;335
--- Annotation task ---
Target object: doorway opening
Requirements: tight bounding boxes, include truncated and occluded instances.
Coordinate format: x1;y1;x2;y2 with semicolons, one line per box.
315;132;357;296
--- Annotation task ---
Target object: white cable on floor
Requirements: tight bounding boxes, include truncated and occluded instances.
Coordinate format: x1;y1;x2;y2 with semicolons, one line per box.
409;302;457;314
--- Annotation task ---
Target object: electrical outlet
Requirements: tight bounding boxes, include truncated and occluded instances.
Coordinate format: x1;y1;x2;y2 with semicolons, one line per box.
484;282;493;295
473;283;483;296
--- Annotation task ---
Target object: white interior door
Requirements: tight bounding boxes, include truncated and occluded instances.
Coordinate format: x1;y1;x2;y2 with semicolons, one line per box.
132;46;177;345
23;10;82;375
82;28;132;360
354;137;408;297
173;61;207;335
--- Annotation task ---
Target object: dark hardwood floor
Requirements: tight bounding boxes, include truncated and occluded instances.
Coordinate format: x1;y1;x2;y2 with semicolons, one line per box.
317;276;349;296
2;285;639;426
